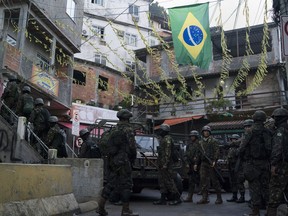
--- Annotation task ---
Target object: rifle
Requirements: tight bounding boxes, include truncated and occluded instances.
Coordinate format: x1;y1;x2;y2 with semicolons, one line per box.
198;148;225;184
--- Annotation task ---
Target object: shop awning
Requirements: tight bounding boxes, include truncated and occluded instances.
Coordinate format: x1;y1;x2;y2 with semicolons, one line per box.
155;115;203;129
58;122;103;135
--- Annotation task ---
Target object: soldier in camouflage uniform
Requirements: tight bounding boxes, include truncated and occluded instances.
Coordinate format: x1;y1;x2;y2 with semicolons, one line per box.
195;125;223;205
78;128;101;158
266;108;288;216
96;109;138;216
238;110;272;216
16;86;34;119
1;74;19;124
183;130;200;203
29;98;50;141
153;124;182;206
226;134;245;203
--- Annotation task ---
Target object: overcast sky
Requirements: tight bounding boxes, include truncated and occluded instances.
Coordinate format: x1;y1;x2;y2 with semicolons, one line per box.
155;0;273;30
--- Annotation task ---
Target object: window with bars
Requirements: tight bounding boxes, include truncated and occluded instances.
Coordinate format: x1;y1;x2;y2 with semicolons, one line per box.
73;70;86;86
95;54;107;65
36;53;50;72
6;35;16;46
125;60;136;72
92;25;105;39
66;0;75;20
91;0;104;6
124;33;137;47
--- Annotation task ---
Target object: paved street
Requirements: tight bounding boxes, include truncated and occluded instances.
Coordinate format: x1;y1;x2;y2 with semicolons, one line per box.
79;189;267;216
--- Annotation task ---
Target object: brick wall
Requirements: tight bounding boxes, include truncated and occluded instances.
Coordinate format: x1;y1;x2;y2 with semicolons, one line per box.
3;43;21;73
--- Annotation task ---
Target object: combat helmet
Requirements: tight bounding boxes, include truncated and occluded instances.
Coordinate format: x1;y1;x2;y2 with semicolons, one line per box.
271;108;288;118
189;130;199;137
48;116;58;123
79;128;89;137
117;109;132;119
201;125;211;133
34;98;44;106
160;124;170;132
243;119;254;127
230;134;240;140
252;110;267;122
22;86;31;93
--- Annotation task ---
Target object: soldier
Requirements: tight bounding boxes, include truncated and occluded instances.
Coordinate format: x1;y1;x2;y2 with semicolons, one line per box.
29;98;50;141
16;86;34;119
195;125;223;205
96;109;138;216
183;130;200;203
78;128;101;158
266;108;288;216
226;134;245;203
238;110;272;216
0;74;20;124
45;116;68;158
153;124;182;206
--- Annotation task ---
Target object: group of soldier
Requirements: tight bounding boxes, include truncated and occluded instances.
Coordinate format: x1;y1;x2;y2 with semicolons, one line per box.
181;108;288;216
0;73;68;158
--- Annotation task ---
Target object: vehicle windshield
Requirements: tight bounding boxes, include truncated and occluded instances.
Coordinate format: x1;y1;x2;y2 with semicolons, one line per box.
135;135;159;152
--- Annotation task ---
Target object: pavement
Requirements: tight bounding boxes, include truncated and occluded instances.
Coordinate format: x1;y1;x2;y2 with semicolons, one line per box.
77;189;268;216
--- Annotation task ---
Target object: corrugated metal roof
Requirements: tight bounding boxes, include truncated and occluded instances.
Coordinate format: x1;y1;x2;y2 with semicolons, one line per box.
207;120;245;130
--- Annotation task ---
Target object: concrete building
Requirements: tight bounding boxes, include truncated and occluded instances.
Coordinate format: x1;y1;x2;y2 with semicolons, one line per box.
134;23;286;142
75;0;158;73
0;0;84;116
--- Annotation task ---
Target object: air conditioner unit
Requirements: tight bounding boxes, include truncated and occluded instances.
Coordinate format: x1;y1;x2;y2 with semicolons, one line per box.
132;15;139;22
82;30;88;37
117;30;124;37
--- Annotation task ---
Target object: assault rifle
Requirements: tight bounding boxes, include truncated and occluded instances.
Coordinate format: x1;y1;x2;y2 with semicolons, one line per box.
198;149;225;184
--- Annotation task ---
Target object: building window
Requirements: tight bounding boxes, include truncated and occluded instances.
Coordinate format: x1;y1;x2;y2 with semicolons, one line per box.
6;35;16;46
149;39;156;46
92;25;105;39
95;54;107;65
66;0;75;20
98;75;108;91
125;33;137;47
129;4;139;16
36;53;50;72
125;60;136;72
91;0;104;6
73;70;86;86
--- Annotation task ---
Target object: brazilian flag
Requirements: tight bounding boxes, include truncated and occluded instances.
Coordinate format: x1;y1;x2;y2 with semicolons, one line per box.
168;3;212;70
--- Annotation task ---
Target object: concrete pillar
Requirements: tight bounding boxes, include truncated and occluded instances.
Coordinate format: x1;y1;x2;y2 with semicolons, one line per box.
17;116;26;140
0;8;5;40
17;4;28;51
49;37;56;75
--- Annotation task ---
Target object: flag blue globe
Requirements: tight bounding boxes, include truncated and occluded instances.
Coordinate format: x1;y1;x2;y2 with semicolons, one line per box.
183;25;203;46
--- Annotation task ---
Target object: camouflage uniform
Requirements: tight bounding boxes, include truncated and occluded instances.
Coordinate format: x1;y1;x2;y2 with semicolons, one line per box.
183;132;200;202
266;108;288;216
157;135;180;200
1;78;19;124
16;89;34;119
97;109;138;216
226;137;245;203
238;110;272;216
79;130;101;158
29;106;50;141
196;126;222;204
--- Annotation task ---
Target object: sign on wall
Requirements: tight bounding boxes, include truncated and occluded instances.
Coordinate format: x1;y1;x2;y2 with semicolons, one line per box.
281;15;288;56
31;65;59;96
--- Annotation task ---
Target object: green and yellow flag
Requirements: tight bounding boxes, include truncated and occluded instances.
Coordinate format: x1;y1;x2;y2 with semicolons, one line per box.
168;3;212;70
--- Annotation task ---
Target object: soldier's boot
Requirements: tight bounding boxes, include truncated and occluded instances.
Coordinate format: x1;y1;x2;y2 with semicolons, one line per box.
236;192;245;203
243;206;260;216
121;202;139;216
266;207;277;216
183;193;193;202
96;197;108;216
226;193;238;202
153;193;167;205
197;192;209;204
168;193;182;205
215;193;223;204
